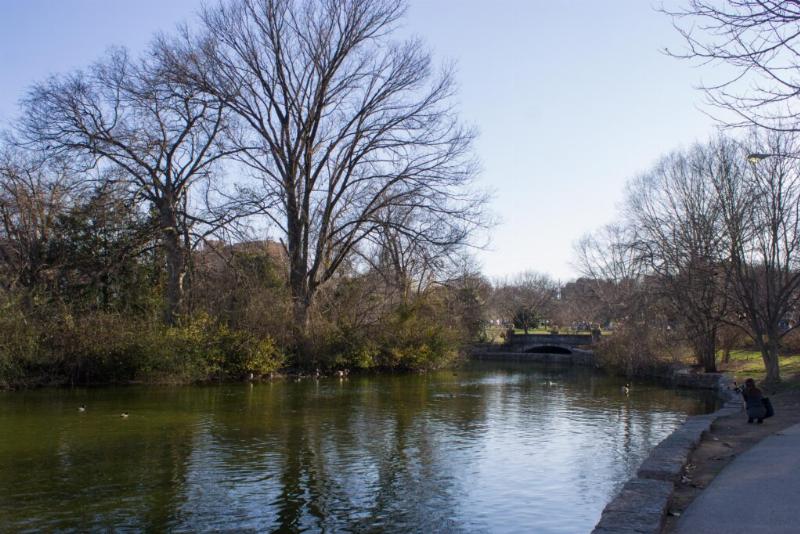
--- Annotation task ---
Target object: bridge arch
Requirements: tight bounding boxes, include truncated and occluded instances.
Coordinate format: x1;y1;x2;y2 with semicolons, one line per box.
524;345;573;354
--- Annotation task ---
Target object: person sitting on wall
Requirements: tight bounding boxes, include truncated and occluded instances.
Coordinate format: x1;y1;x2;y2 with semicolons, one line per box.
740;378;767;424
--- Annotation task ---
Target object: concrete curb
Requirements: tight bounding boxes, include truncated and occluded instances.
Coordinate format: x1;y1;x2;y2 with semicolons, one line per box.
591;373;742;534
593;478;674;534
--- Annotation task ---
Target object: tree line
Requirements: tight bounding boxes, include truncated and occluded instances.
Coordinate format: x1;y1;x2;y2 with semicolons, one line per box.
5;0;799;387
572;133;800;383
561;1;800;384
0;0;489;387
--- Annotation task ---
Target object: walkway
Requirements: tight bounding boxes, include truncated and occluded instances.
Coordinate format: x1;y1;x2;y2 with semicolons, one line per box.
675;422;800;533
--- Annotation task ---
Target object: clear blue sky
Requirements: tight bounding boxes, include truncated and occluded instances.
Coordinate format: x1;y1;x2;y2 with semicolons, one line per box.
0;0;717;280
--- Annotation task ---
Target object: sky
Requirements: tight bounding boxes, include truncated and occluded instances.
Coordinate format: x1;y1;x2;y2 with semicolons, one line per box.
0;0;719;281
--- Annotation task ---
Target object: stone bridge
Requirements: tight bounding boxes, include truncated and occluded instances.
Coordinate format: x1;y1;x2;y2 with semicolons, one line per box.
507;333;597;354
470;332;598;366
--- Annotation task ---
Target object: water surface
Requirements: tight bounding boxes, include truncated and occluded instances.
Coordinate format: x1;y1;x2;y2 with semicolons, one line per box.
0;362;717;532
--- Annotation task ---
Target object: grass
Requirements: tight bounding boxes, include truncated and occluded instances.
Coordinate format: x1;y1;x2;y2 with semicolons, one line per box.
514;328;557;335
720;349;800;390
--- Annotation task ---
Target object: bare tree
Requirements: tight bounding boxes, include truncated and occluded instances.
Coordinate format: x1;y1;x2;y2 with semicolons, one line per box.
573;223;645;325
360;204;471;301
168;0;484;353
718;323;744;363
492;271;558;334
625;139;733;372
0;147;80;293
21;46;232;324
714;130;800;382
437;262;491;342
665;0;800;130
556;278;602;328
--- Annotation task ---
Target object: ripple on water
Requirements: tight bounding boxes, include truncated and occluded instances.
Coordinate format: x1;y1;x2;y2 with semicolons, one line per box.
0;363;718;532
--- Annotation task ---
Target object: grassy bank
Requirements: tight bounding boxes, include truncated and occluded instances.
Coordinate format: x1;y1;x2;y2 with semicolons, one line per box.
0;312;285;388
0;306;465;390
718;350;800;389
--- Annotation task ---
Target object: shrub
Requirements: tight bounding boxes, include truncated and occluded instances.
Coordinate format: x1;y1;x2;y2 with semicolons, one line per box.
780;329;800;354
374;303;463;371
594;323;685;377
0;305;42;388
0;308;288;388
303;298;465;372
313;325;380;370
213;325;285;379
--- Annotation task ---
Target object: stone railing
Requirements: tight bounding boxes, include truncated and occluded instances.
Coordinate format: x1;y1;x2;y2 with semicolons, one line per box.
507;332;596;347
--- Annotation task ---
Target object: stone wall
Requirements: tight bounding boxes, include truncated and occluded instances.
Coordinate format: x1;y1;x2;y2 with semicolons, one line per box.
671;368;724;389
469;340;742;533
592;374;741;533
470;349;595;366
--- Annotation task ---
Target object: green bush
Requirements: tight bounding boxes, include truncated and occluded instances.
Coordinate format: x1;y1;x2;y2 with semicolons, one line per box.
0;309;287;388
315;325;380;370
374;303;462;371
213;325;285;378
0;305;42;388
303;299;464;372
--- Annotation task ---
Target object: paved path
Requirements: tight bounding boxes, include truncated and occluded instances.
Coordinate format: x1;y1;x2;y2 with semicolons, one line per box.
675;422;800;534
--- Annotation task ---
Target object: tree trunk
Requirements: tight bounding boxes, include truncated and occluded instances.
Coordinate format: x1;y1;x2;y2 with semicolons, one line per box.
159;203;186;326
286;199;317;364
290;289;313;366
288;241;314;364
761;335;782;383
290;285;311;335
693;326;717;373
181;217;193;315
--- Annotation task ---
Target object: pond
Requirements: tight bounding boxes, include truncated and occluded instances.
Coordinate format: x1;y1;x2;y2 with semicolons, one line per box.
0;362;718;533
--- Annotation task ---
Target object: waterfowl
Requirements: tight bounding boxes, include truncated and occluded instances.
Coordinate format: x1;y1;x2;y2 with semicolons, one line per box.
78;405;86;413
120;412;129;418
622;384;630;395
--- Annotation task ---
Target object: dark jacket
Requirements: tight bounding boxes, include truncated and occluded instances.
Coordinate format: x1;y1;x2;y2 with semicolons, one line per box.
742;386;766;419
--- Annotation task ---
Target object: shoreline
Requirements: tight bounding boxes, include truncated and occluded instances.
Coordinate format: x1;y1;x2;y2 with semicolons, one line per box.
474;343;751;533
592;371;741;533
662;385;800;532
3;348;742;532
473;347;799;534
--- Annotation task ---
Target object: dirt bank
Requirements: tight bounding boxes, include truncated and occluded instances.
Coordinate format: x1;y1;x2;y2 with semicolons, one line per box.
662;382;800;533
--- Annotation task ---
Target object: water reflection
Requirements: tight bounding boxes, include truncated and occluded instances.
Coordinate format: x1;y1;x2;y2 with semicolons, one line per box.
0;362;717;533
